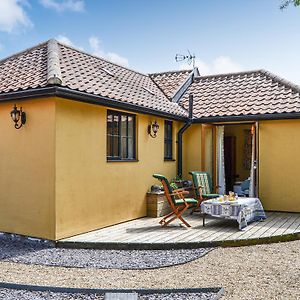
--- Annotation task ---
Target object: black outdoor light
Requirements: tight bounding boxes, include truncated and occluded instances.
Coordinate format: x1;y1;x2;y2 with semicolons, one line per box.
10;104;26;129
148;120;159;138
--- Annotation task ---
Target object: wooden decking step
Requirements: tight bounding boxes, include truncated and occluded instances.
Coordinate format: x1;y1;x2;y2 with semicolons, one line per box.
59;211;300;249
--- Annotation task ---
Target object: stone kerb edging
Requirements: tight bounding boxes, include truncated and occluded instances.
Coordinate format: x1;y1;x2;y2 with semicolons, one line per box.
0;282;225;300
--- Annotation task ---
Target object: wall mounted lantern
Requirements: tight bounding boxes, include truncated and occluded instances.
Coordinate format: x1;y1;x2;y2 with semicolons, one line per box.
10;104;26;129
148;121;159;138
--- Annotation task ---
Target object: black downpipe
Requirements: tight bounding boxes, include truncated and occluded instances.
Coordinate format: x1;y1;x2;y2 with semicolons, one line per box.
177;94;193;177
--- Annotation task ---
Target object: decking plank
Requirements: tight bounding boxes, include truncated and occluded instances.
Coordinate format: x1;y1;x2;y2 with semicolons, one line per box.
59;212;300;247
87;218;160;242
287;216;300;234
182;221;233;242
271;214;300;236
249;213;291;239
224;212;276;241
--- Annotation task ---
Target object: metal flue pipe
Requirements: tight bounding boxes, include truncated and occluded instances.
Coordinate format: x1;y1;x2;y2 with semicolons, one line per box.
177;94;193;177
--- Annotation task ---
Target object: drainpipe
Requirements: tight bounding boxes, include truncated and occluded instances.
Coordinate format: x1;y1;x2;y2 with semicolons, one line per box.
177;94;193;177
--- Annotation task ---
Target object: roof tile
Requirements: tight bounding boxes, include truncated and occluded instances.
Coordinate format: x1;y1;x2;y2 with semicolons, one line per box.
178;70;300;118
1;40;300;120
0;40;188;118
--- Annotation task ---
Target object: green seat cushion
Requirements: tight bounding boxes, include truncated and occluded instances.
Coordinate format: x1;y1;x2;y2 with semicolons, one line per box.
203;194;220;199
174;198;198;205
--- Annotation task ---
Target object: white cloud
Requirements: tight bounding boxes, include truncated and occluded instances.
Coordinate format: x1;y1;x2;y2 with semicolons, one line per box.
55;35;129;67
39;0;84;12
88;36;129;67
213;56;243;74
88;36;103;57
56;35;84;50
56;35;75;47
107;52;129;67
0;0;33;33
180;56;243;75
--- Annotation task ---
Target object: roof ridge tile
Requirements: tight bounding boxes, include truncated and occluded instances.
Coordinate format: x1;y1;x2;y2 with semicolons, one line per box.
259;69;300;94
149;69;192;77
47;39;62;85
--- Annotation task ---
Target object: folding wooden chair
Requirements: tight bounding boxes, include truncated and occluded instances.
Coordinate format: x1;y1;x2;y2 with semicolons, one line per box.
153;174;198;227
189;171;220;213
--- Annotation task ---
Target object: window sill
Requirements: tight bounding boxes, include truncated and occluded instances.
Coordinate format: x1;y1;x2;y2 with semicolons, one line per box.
164;158;176;162
107;159;139;162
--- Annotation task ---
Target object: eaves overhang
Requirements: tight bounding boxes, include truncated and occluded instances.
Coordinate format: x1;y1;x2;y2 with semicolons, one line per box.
0;86;188;122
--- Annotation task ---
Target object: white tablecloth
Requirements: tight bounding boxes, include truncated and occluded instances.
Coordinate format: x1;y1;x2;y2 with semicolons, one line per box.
201;197;266;230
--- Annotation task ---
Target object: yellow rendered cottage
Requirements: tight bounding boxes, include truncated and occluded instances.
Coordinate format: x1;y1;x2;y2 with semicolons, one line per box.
0;39;299;240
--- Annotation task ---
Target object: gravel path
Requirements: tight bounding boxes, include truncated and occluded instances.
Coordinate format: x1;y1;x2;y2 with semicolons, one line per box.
0;234;212;269
0;240;299;299
0;288;104;300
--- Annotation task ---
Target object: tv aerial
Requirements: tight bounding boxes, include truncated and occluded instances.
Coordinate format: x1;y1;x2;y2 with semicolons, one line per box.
175;50;196;68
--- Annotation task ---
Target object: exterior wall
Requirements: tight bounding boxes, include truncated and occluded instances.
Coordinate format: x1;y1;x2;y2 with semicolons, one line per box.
55;98;181;239
2;96;299;240
182;124;202;180
259;119;300;212
0;99;56;239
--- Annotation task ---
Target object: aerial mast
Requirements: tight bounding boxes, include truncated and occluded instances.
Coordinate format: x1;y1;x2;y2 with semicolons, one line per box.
175;50;196;68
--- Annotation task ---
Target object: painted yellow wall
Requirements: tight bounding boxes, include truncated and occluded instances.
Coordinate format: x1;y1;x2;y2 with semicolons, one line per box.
0;99;55;239
55;98;181;239
259;120;300;212
225;124;252;181
182;124;202;180
2;96;299;240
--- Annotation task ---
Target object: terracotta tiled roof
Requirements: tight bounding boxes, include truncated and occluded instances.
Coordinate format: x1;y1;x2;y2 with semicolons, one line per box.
0;42;48;93
149;70;192;99
0;40;188;118
1;39;300;120
179;70;300;119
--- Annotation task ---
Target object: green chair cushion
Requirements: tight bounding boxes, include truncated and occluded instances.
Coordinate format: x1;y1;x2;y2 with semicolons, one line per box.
203;193;220;199
174;198;198;205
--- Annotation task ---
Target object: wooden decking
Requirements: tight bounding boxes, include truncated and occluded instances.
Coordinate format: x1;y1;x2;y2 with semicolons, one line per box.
58;212;300;249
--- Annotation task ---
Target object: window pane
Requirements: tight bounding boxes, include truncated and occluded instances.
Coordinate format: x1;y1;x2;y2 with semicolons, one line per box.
168;143;172;158
107;114;113;135
113;136;119;157
107;134;111;157
121;115;127;137
121;137;127;158
128;116;133;137
166;124;170;136
113;115;119;135
107;114;113;156
127;137;134;159
164;121;173;159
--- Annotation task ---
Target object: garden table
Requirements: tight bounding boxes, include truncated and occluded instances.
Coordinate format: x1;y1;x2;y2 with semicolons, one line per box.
200;197;266;230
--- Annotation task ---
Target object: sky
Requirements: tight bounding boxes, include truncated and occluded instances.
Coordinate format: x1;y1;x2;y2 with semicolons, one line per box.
0;0;299;84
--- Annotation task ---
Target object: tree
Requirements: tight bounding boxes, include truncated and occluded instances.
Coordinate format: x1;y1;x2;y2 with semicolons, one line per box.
280;0;300;9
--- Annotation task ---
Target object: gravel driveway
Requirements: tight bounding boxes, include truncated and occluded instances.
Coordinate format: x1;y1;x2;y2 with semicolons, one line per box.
0;240;299;299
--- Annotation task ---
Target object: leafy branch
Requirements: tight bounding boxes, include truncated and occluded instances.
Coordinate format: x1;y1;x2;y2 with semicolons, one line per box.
280;0;300;9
